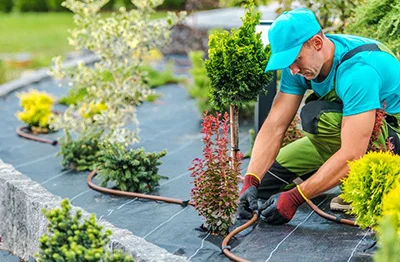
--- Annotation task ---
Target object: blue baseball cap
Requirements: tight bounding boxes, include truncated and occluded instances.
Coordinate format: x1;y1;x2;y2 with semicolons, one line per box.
265;8;321;72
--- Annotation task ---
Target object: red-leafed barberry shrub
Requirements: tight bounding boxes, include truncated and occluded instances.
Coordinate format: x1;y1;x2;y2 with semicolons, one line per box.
367;104;394;153
189;111;241;235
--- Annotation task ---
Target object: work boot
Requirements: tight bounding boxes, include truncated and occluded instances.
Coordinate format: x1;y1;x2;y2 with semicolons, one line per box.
330;195;352;212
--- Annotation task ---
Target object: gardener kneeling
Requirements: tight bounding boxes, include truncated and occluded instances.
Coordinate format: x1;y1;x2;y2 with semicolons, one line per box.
237;8;400;224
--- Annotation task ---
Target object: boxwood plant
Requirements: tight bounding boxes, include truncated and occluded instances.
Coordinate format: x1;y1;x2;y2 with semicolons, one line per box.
37;199;134;262
96;142;167;193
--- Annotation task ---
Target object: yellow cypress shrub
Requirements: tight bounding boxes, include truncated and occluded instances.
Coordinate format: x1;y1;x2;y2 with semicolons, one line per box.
16;90;54;128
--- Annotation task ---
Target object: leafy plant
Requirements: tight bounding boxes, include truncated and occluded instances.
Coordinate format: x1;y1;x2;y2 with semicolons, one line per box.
97;142;167;193
58;87;87;106
79;101;108;120
346;0;400;57
374;215;400;262
16;89;54;128
276;0;362;33
57;128;103;171
341;151;400;230
50;0;186;147
140;62;183;89
190;112;241;235
36;199;134;262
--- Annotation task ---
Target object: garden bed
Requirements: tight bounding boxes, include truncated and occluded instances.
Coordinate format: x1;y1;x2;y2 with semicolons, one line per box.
0;58;375;261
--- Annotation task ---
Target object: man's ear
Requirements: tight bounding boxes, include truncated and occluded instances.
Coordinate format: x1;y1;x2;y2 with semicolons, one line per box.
311;35;323;51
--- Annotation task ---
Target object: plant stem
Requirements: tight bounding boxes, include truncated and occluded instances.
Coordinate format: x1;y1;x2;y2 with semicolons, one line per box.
230;104;239;168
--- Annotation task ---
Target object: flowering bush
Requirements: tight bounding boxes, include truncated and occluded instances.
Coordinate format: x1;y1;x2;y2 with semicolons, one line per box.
341;151;400;229
16;89;54;129
190;112;241;235
50;0;185;147
96;142;167;193
79;101;108;119
36;199;134;262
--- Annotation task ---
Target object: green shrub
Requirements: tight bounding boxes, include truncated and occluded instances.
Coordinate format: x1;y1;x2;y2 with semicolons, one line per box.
341;151;400;230
13;0;49;12
346;0;400;57
96;142;167;193
140;62;183;88
380;180;400;234
373;215;400;262
0;0;13;13
36;199;134;262
58;87;87;106
187;50;257;119
57;128;103;171
205;3;272;109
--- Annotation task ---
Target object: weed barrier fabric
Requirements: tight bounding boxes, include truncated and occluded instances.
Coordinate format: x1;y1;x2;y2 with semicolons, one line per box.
0;63;373;261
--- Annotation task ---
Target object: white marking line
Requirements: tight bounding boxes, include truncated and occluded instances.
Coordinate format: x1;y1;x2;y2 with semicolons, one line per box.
265;197;328;262
41;169;73;185
188;232;211;261
15;153;55;169
70;189;91;202
168;139;196;156
117;198;138;210
142;206;189;239
347;229;370;262
160;171;190;186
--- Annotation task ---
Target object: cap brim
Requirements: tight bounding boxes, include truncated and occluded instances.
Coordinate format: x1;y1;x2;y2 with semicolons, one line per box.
264;44;303;72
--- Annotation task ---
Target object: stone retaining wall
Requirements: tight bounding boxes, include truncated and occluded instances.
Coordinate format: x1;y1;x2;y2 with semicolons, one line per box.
0;160;186;262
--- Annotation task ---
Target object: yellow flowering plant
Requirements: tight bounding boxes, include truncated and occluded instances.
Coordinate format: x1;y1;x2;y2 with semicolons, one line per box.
16;89;54;129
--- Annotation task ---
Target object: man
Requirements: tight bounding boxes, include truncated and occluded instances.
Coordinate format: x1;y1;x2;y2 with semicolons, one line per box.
238;8;400;225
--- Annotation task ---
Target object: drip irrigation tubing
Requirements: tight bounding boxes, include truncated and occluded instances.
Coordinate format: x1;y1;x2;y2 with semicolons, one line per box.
16;126;58;145
87;170;195;207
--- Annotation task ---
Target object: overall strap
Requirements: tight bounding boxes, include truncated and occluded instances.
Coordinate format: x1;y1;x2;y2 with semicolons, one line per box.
340;43;381;64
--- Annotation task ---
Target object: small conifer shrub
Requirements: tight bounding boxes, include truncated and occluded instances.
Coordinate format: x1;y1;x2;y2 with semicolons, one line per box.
96;142;167;193
189;111;241;235
341;151;400;229
36;199;134;262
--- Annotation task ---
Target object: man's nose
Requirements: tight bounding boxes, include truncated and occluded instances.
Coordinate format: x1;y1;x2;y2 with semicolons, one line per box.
289;64;300;75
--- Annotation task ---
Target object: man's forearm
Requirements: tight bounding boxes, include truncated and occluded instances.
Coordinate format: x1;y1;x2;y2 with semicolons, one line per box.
246;125;284;181
299;149;355;199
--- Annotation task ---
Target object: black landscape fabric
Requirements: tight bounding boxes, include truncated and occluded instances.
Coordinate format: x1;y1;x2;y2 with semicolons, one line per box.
0;61;374;262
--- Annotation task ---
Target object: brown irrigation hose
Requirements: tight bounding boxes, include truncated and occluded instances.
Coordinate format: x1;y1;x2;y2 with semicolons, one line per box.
16;126;58;145
87;170;195;207
222;213;258;262
305;199;357;226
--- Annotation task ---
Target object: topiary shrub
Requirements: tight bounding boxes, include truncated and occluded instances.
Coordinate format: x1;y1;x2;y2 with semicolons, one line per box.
96;142;167;193
36;199;134;262
58;128;103;171
204;2;272;166
190;111;242;235
16;90;55;131
341;151;400;230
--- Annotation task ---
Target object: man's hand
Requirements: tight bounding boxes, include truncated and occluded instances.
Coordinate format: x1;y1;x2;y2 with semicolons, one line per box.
258;186;306;225
237;174;260;219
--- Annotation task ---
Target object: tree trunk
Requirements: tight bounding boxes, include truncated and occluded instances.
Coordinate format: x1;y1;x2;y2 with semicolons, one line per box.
230;104;239;169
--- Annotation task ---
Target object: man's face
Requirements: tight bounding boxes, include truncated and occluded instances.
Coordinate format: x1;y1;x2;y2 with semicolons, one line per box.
288;40;323;80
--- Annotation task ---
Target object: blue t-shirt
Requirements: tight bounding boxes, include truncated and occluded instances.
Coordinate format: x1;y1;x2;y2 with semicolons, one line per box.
280;34;400;116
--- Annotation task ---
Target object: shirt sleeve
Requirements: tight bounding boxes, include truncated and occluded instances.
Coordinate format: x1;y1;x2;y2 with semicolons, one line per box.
336;63;382;116
279;67;308;95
